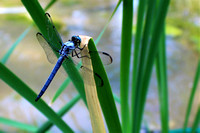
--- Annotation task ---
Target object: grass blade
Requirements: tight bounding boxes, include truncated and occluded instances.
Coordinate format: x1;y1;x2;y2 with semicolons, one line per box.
51;77;71;103
191;106;200;133
37;95;80;133
95;0;122;45
183;59;200;132
132;0;148;94
131;0;153;131
0;117;37;132
113;94;121;104
0;63;73;133
155;27;169;132
44;0;57;11
132;0;170;132
1;0;56;64
120;0;133;132
88;38;122;132
0;25;32;64
51;63;82;104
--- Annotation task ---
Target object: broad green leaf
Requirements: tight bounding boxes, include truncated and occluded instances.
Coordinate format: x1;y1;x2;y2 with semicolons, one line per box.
120;0;133;132
88;38;122;133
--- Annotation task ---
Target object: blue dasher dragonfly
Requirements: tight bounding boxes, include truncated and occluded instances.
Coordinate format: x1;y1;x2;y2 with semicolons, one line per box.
35;13;112;102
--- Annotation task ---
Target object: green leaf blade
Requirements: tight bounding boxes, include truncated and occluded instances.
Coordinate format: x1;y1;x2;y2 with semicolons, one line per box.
88;39;122;133
37;95;81;133
120;0;133;132
0;63;73;133
0;117;37;132
183;60;200;132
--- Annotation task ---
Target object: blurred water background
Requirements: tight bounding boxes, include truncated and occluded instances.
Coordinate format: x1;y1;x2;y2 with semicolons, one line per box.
0;0;199;132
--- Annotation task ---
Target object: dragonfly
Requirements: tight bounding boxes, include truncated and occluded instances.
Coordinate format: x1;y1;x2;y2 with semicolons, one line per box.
35;13;113;102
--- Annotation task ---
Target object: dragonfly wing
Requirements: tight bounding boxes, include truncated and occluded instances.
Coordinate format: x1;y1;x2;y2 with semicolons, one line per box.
60;58;85;86
60;49;112;87
92;51;113;65
69;49;113;66
83;50;113;65
45;13;63;50
36;32;58;64
61;56;104;87
80;66;103;87
59;57;80;77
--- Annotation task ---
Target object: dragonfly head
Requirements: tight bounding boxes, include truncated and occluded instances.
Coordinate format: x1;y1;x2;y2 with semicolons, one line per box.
71;35;81;47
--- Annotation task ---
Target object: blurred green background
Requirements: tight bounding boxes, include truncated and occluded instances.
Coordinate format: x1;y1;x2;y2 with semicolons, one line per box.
0;0;199;132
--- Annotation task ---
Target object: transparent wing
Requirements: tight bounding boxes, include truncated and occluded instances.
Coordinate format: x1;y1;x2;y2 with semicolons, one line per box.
80;66;104;87
45;13;63;50
60;56;104;87
73;49;112;65
78;51;112;86
89;51;113;65
67;49;113;86
54;49;112;86
36;32;58;64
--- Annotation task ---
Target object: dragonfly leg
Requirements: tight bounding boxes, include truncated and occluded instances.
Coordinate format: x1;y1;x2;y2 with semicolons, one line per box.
77;44;86;51
72;49;90;59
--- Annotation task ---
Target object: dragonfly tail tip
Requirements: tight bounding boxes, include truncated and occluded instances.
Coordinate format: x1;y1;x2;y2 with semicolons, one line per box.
35;96;40;102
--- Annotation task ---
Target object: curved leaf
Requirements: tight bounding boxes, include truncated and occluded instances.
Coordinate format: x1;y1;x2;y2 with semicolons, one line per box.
88;38;122;133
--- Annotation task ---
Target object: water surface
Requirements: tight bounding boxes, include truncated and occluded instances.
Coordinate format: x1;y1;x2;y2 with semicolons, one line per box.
0;0;199;132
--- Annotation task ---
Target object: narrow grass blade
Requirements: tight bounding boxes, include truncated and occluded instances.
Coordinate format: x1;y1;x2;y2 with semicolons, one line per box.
1;0;56;64
191;106;200;133
113;94;121;104
0;117;37;132
0;25;32;64
51;77;71;103
0;63;73;133
21;0;86;104
37;95;80;133
131;0;154;131
183;59;200;132
88;38;122;133
44;0;57;11
120;0;133;132
95;0;122;45
132;0;148;92
51;63;82;104
155;27;169;132
133;0;171;132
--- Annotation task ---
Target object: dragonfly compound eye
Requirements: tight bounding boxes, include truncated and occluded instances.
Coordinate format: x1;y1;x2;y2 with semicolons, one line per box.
72;36;81;46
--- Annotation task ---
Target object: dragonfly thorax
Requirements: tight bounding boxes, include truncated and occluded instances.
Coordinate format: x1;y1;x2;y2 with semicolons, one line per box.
59;41;76;56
